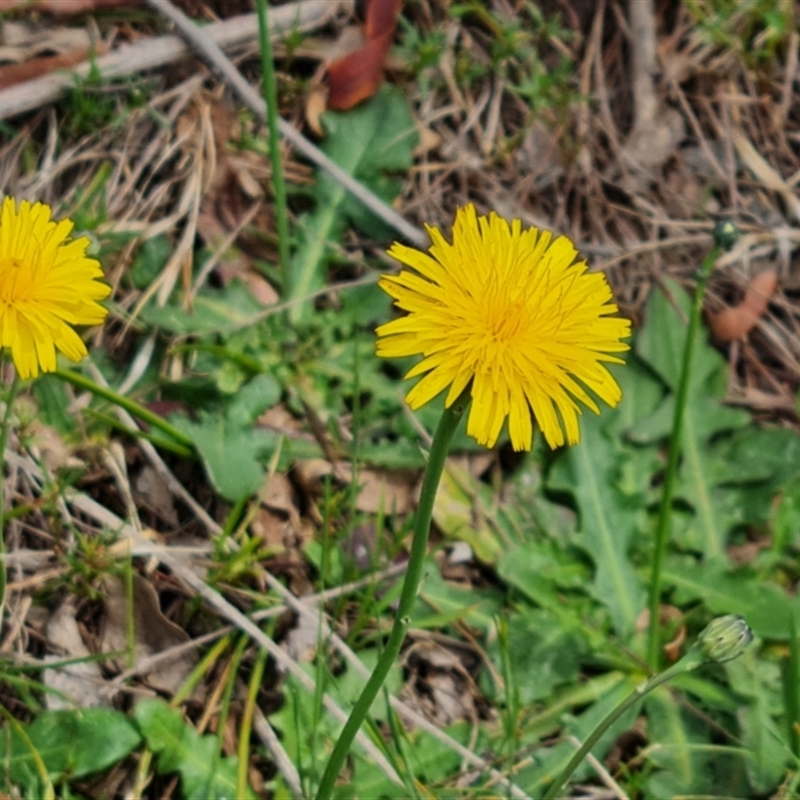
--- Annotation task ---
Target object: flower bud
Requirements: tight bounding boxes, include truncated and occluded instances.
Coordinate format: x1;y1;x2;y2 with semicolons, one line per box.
698;615;753;663
713;220;740;251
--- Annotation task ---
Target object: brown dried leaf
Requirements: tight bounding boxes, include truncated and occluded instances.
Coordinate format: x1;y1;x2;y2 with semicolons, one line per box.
293;459;417;515
325;0;401;110
43;599;109;710
134;465;179;527
100;574;196;695
709;269;778;343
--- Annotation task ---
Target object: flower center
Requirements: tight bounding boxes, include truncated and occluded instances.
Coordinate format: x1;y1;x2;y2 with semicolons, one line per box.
487;298;526;342
0;257;33;305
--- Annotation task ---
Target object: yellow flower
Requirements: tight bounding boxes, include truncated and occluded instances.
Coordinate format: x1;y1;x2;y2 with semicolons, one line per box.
376;204;631;450
0;197;110;380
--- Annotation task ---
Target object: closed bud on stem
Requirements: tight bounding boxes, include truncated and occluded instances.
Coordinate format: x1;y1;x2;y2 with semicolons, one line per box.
713;219;740;251
698;615;753;663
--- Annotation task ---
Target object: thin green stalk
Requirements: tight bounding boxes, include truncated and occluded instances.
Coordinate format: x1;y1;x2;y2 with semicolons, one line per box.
255;0;290;278
238;645;268;799
544;614;751;800
314;393;469;800
0;369;21;617
543;656;700;800
85;409;194;459
646;221;739;670
53;368;194;451
784;613;800;757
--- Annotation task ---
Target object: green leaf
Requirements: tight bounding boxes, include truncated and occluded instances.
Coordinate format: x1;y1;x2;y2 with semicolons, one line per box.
129;235;172;289
135;698;256;800
8;709;141;787
141;281;264;336
725;651;788;794
643;688;750;797
415;559;504;632
663;557;800;639
288;86;418;321
172;410;277;501
772;473;800;552
548;410;645;638
226;373;281;426
497;539;591;609
483;608;588;704
33;375;75;434
635;278;752;560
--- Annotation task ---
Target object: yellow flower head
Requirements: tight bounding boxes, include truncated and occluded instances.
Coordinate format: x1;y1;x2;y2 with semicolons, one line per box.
376;204;631;450
0;197;110;380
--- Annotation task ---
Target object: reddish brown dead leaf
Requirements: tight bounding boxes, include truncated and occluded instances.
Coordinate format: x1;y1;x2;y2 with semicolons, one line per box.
0;44;107;90
326;0;402;110
0;0;141;11
709;269;778;343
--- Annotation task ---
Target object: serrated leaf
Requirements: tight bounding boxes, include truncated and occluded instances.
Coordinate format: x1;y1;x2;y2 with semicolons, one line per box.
141;281;263;336
636;278;752;560
547;411;645;638
484;608;588;704
226;373;281;426
135;698;256;800
724;653;787;794
663;557;800;639
643;688;751;798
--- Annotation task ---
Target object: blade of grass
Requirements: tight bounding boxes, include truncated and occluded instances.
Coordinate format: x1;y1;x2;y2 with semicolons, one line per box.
255;0;290;279
238;645;268;798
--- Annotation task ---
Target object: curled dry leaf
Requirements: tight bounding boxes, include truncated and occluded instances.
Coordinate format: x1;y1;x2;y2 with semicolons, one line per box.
709;269;778;343
100;574;197;696
326;0;402;110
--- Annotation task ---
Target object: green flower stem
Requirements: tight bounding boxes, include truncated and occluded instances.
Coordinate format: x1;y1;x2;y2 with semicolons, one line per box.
545;614;751;800
53;368;194;451
542;651;705;800
255;0;290;277
646;231;731;670
0;370;20;616
315;395;469;800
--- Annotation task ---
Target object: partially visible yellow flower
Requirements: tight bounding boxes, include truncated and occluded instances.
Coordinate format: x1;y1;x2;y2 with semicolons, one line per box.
376;204;631;450
0;197;110;379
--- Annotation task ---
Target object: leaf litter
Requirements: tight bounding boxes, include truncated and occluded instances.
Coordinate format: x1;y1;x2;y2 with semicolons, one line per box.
0;0;798;797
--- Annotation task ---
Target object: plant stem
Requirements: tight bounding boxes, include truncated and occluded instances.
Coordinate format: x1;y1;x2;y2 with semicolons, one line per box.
542;646;706;800
255;0;290;278
646;242;722;671
314;394;469;799
53;368;194;451
0;369;20;617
